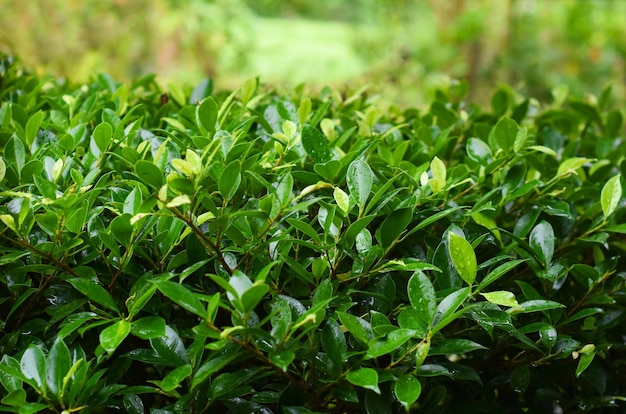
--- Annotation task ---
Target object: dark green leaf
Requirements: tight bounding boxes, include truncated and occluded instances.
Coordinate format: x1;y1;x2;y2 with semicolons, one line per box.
45;337;71;398
346;368;380;394
68;278;119;313
301;124;333;163
429;339;487;355
407;271;436;327
154;280;206;318
366;328;417;359
218;160;241;201
394;374;421;412
321;319;346;366
131;316;167;340
150;325;189;366
529;220;554;267
160;364;192;392
432;287;470;333
135;160;164;189
376;207;413;248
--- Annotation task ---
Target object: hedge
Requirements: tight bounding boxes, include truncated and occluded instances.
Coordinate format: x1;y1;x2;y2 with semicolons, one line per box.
0;53;625;413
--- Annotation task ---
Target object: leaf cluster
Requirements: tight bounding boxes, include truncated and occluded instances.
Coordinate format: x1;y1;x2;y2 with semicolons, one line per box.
1;53;626;413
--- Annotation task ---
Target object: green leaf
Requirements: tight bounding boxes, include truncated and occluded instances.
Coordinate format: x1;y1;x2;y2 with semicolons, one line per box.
314;159;341;181
512;300;565;313
100;320;131;353
346;368;380;394
20;345;46;391
218;160;241;201
302;124;333;163
337;312;373;345
135;160;164;189
269;349;295;373
93;122;113;152
347;159;373;211
575;351;595;378
366;328;417;359
333;187;350;214
154;280;206;318
150;325;189;366
432;287;470;333
493;117;518;153
407;271;436;326
160;364;193;392
557;157;594;177
321;319;347;366
0;156;6;182
286;218;321;244
466;137;492;163
477;259;527;291
25;110;43;147
394;374;421;412
45;337;71;398
68;278;120;313
601;174;622;218
510;366;530;393
376;207;413;248
131;316;167;340
110;213;134;246
197;97;218;135
1;388;27;407
429;339;487;355
529;220;555;267
481;291;519;307
448;232;477;285
240;283;270;314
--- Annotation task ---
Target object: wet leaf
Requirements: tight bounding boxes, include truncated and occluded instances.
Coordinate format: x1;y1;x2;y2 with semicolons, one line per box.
601;174;622;218
448;232;477;285
346;368;380;394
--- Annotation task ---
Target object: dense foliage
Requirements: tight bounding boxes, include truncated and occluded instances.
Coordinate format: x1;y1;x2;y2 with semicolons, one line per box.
1;54;625;413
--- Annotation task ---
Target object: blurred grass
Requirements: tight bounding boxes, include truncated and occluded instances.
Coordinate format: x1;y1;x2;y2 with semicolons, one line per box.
1;0;624;107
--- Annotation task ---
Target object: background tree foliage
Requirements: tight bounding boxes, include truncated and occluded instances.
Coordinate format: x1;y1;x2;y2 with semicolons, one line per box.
0;0;624;106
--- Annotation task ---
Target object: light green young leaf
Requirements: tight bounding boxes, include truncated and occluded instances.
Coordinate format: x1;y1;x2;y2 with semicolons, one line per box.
333;187;350;214
100;320;131;353
601;174;622;218
481;291;520;307
557;157;595;177
448;232;477;285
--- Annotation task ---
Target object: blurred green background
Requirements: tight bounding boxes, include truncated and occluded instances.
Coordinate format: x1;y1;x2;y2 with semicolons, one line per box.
1;0;625;107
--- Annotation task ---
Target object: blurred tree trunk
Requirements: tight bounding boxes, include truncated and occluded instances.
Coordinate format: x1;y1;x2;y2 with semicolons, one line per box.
427;0;484;101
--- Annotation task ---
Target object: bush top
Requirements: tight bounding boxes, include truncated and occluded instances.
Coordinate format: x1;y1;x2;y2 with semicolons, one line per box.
0;54;625;413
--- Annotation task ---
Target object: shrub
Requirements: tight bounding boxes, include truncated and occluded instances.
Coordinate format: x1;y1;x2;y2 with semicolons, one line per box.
0;54;625;413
